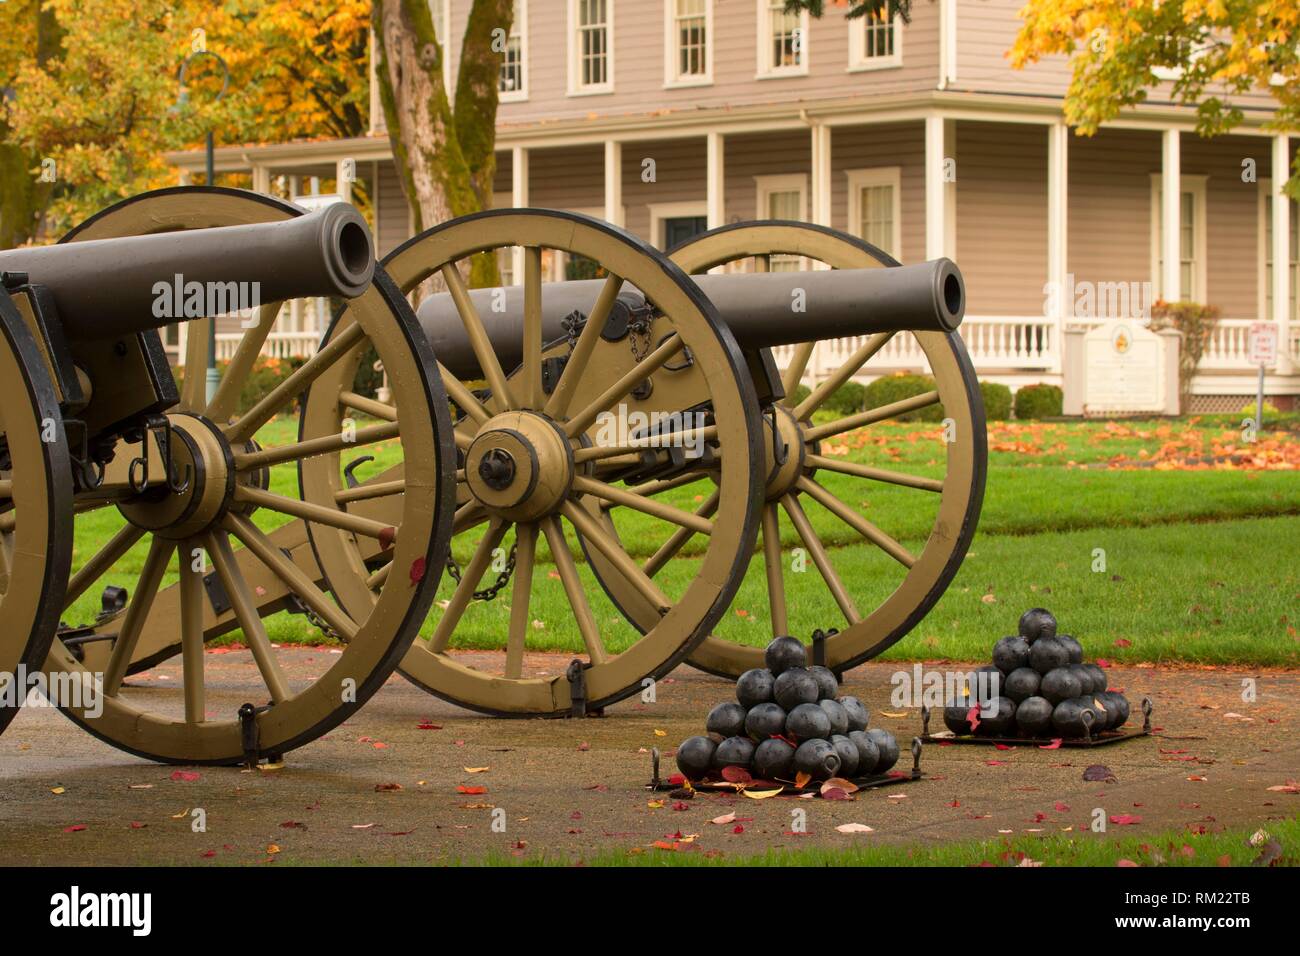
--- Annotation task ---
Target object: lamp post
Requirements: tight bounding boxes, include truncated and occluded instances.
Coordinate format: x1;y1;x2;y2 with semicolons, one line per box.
174;51;230;405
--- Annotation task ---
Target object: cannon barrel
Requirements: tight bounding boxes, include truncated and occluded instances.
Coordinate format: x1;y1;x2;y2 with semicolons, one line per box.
417;257;963;380
0;203;375;340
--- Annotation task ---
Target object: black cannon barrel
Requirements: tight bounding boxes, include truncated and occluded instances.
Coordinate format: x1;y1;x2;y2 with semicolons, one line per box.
416;258;963;380
0;203;375;340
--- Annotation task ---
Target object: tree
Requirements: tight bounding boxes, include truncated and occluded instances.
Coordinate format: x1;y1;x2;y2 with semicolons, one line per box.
373;0;514;287
1010;1;1300;195
0;0;63;245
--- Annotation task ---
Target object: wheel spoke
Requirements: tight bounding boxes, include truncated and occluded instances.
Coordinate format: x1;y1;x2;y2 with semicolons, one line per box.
64;523;145;610
760;502;788;636
643;491;718;578
520;247;544;411
803;391;940;443
0;479;12;499
780;342;816;400
544;272;624;420
339;390;397;422
571;475;712;535
177;541;206;724
441;364;492;426
564;333;685;438
180;317;213;411
541;516;607;665
804;454;944;492
780;493;861;626
573;424;717;464
206;530;291;704
335;478;406;505
102;536;174;697
441;263;516;411
233;421;400;471
561;500;671;614
233;485;396;543
453;500;487;533
795;475;916;569
428;519;509;653
623;469;711;499
504;522;538;679
206;302;284;422
794;332;894;419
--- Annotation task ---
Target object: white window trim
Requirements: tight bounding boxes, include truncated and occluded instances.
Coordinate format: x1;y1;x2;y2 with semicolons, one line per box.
755;173;808;221
755;0;810;79
663;0;713;89
499;0;529;103
845;166;902;259
431;0;453;93
568;0;616;96
847;11;902;72
648;200;708;250
1257;177;1299;321
1147;173;1208;302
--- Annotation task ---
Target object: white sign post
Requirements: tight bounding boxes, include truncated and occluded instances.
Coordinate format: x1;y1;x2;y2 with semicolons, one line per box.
1248;323;1278;429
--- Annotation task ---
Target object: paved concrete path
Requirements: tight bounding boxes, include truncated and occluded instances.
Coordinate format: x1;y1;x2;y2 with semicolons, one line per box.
1;649;1296;864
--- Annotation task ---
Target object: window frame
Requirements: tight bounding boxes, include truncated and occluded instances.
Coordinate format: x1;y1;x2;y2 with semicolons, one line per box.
663;0;713;89
648;200;709;250
754;173;809;221
568;0;616;96
755;0;810;79
845;166;902;260
1257;177;1300;322
499;0;529;103
1148;173;1208;303
847;8;902;72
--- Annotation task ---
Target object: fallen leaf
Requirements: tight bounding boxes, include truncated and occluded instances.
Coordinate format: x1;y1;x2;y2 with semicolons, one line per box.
1109;814;1142;826
170;771;200;782
457;785;487;795
743;788;783;800
710;813;737;825
822;777;860;795
463;767;490;774
835;823;875;834
879;710;908;718
374;783;403;792
1083;764;1118;783
50;787;65;795
721;766;752;784
62;825;86;833
794;771;812;789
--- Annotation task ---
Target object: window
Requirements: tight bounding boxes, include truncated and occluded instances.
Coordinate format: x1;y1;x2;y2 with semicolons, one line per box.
1149;174;1207;302
649;201;709;250
1260;180;1299;321
429;0;453;92
665;0;711;87
757;0;808;77
846;167;901;260
569;0;614;94
499;0;527;101
755;174;808;269
848;7;901;71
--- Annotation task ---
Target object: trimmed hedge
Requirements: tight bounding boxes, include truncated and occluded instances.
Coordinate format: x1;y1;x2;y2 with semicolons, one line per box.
1013;382;1063;420
980;381;1012;421
824;380;866;415
173;355;308;416
862;372;944;422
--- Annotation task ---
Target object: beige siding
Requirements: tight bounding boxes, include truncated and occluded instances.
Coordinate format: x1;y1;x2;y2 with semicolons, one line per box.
375;160;412;257
723;129;811;225
527;144;605;212
830;122;925;265
1184;133;1267;318
621;138;707;245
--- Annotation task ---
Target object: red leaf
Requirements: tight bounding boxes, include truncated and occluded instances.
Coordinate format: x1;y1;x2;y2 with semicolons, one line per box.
129;822;146;829
1116;858;1139;867
456;785;487;795
671;801;690;811
379;526;397;551
666;773;685;786
994;743;1016;751
62;825;86;833
170;770;200;782
1113;638;1132;648
732;824;745;834
964;705;982;733
720;765;752;784
1054;801;1070;812
1109;814;1143;826
1039;739;1063;750
416;722;442;730
200;850;216;858
1095;658;1112;668
408;557;426;586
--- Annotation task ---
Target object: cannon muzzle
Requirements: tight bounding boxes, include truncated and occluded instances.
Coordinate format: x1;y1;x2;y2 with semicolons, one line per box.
416;258;963;380
0;203;375;340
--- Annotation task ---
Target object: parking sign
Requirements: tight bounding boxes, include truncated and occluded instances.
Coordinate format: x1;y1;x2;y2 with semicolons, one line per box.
1248;322;1278;366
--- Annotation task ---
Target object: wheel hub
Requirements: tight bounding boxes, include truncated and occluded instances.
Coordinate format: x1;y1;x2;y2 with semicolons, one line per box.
464;411;574;521
117;414;236;539
763;404;809;501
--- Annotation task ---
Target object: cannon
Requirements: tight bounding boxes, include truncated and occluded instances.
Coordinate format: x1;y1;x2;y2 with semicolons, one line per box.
66;199;984;728
0;187;456;763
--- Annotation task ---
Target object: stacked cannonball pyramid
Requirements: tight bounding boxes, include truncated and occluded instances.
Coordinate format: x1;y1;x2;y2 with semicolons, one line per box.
676;636;902;784
943;608;1131;740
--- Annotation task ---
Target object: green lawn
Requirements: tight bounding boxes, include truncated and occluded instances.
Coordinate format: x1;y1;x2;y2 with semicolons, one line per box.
67;416;1300;666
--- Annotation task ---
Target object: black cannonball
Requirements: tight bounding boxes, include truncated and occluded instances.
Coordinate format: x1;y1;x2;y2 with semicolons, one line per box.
1003;667;1041;703
705;701;747;739
752;738;796;780
1040;666;1083;705
713;735;756;770
1051;697;1097;738
793;738;841;780
1068;662;1099;695
819;698;850;736
839;695;870;732
865;728;900;773
1028;636;1070;675
1086;694;1115;732
943;697;978;735
736;668;775;709
1057;634;1084;665
829;734;859;777
1019;607;1058;643
675;736;716;779
786;702;832;742
1098;691;1130;730
808;665;839;700
773;667;819;710
977;696;1017;736
765;635;807;676
1015;696;1054;737
744;701;787;741
1084;663;1109;693
992;635;1030;673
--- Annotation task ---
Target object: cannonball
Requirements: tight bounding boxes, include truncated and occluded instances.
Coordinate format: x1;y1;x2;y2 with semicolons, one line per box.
1051;697;1097;738
848;730;880;775
705;701;747;739
744;701;787;741
1003;667;1041;703
736;668;775;709
786;702;831;742
1040;666;1083;705
793;738;840;780
1018;607;1058;643
1068;662;1099;695
1028;636;1069;675
1015;696;1054;737
992;635;1030;673
977;696;1017;736
1084;663;1109;693
865;728;900;773
752;738;796;780
1110;692;1131;729
819;698;850;737
1086;694;1115;732
1057;634;1084;664
838;695;870;732
942;697;978;735
773;667;819;710
765;635;807;676
675;736;716;779
713;735;756;770
829;734;859;777
807;665;839;700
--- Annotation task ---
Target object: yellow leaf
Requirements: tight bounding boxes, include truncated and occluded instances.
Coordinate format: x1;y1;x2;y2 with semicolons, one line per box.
743;788;783;800
647;799;665;808
50;787;65;795
266;844;281;854
879;710;908;718
653;729;667;737
463;767;490;773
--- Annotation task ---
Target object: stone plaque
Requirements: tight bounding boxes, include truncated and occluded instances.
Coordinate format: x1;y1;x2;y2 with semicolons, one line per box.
1082;322;1164;413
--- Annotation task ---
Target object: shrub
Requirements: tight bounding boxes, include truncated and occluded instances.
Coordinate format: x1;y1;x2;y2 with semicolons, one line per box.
1013;382;1064;420
1239;400;1280;418
173;355;307;416
979;381;1012;421
823;381;866;415
863;372;944;422
787;383;812;408
1149;300;1222;413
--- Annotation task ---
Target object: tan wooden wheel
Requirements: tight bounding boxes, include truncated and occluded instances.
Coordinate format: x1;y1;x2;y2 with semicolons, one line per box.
302;209;764;715
41;187;454;763
585;221;986;677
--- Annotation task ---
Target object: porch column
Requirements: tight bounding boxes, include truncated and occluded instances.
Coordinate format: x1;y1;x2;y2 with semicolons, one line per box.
810;123;832;227
1160;129;1181;301
251;165;270;194
604;140;623;228
178;169;192;186
511;146;530;285
924;114;954;260
706;132;725;229
1047;121;1069;372
335;158;353;205
1272;134;1294;375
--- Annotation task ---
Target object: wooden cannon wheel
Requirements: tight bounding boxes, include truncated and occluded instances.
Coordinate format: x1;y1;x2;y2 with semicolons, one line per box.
0;291;74;735
583;221;986;678
301;209;764;716
40;187;455;764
